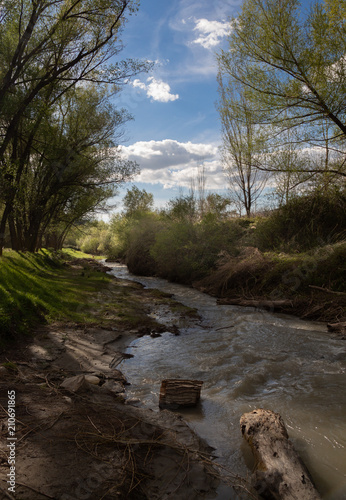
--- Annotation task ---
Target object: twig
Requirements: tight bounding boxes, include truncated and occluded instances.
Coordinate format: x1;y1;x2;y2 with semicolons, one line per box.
87;415;103;435
309;285;346;295
215;325;234;331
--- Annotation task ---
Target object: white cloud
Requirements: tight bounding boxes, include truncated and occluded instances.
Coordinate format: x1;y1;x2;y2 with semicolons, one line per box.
120;139;226;190
192;18;231;49
132;77;179;103
132;79;147;91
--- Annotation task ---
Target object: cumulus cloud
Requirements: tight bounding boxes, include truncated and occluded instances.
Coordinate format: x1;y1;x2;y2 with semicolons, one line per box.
120;139;225;189
132;77;179;102
192;18;231;49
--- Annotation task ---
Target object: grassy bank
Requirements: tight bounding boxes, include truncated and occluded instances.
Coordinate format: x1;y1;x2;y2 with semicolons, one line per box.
0;249;111;344
0;248;199;347
86;191;346;324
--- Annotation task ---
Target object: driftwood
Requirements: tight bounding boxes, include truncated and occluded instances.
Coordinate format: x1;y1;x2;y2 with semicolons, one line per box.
217;298;292;311
159;379;203;410
327;322;346;334
240;409;321;500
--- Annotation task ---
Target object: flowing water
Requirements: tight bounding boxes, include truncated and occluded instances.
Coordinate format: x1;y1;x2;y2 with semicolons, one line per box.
108;263;346;499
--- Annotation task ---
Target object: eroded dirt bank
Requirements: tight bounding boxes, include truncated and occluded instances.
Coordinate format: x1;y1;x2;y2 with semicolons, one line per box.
0;259;231;500
193;247;346;329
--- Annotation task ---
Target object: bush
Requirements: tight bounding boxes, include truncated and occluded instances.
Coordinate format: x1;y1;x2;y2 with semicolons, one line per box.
254;190;346;251
150;218;245;284
125;215;163;275
77;221;110;256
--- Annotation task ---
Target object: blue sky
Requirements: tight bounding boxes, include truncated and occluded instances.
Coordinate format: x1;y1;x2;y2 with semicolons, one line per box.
112;0;313;212
111;0;243;210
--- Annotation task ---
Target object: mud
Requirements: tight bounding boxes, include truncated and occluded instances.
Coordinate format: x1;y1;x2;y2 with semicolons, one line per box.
0;266;222;500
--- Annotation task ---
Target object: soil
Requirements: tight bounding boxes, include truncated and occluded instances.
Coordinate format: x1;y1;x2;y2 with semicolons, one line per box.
0;261;225;500
193;247;346;327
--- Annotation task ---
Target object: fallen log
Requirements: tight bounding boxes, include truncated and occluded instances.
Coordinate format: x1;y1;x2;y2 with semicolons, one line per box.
217;298;292;311
159;379;203;410
240;409;321;500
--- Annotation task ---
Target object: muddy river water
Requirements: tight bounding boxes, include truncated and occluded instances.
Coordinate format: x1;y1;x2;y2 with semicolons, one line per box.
108;263;346;499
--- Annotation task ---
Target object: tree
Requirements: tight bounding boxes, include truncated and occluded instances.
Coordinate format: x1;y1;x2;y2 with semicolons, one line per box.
204;193;232;219
217;76;269;216
122;186;154;216
0;0;145;160
218;0;346;178
165;194;197;223
0;0;150;253
5;83;138;252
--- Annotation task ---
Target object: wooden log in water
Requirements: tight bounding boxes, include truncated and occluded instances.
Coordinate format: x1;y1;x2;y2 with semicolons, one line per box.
159;379;203;410
240;409;321;500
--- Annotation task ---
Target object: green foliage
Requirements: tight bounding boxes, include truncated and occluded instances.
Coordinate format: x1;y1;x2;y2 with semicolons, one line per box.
123;186;154;217
220;0;346;137
126;214;163;275
0;0;149;253
150;219;244;283
164;194;197;222
77;221;110;256
0;249;112;344
218;0;346;187
254;190;346;251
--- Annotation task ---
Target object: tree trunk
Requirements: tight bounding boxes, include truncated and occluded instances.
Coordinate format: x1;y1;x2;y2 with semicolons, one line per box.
0;202;12;256
8;213;20;251
159;379;203;410
240;409;321;500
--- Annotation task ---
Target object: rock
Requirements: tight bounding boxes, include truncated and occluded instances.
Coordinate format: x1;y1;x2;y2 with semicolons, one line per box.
60;375;89;393
125;397;141;406
150;331;162;338
85;375;101;385
240;409;321;500
159;379;203;410
103;380;124;393
111;369;127;383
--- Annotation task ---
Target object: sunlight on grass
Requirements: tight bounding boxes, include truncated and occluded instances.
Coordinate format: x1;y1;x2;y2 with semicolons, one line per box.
0;249;112;344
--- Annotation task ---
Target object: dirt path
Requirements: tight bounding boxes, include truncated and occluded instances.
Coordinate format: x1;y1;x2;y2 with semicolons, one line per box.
0;262;227;500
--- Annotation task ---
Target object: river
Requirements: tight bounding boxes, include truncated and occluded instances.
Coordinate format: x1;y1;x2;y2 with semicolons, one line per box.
107;263;346;499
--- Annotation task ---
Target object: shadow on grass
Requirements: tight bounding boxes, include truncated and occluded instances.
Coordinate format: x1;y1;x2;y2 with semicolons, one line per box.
0;250;113;346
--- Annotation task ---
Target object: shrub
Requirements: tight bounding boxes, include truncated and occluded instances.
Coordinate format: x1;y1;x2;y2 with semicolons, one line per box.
125;215;163;275
254;190;346;251
150;218;245;284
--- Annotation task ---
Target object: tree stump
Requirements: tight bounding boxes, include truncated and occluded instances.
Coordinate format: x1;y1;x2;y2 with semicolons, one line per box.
159;379;203;410
240;409;321;500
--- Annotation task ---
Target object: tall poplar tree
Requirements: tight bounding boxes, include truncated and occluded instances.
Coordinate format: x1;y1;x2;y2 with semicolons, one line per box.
218;0;346;180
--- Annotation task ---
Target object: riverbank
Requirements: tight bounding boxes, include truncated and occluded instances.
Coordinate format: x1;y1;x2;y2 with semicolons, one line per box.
0;253;252;499
192;244;346;328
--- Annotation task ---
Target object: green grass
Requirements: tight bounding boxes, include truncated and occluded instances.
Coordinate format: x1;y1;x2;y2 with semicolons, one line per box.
62;248;105;260
0;249;112;345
